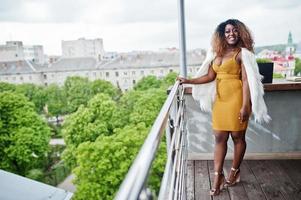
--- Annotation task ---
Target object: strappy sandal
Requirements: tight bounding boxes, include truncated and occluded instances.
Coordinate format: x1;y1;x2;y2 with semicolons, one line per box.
209;171;225;196
224;167;240;187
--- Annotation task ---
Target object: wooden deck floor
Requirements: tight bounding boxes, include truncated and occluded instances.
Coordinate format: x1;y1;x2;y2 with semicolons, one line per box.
186;160;301;200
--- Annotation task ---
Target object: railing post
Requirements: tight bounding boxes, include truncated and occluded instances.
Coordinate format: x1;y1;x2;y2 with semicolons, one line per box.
165;117;174;153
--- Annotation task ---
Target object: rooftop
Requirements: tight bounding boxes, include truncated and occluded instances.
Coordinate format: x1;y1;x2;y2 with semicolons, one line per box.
0;60;38;75
0;170;72;200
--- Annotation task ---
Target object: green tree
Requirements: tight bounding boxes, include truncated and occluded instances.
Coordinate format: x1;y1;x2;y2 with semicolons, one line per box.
161;72;177;88
15;83;47;113
64;76;93;113
72;125;166;200
0;92;50;175
45;84;67;118
73;123;149;200
62;73;173;199
62;93;116;168
256;58;272;63
130;88;167;126
134;75;162;91
111;90;143;129
91;79;121;100
0;82;16;92
294;58;301;76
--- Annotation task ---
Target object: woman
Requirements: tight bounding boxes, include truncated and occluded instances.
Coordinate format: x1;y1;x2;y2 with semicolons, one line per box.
177;19;270;196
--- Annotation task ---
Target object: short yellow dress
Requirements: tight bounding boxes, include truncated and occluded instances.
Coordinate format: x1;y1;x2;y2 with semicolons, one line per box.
212;50;248;131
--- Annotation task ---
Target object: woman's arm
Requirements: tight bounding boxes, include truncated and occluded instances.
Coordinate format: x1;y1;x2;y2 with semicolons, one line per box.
177;64;216;84
240;61;252;123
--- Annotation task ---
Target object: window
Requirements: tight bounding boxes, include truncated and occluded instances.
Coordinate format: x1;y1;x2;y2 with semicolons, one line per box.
93;72;96;76
169;69;173;73
44;74;47;79
20;76;23;81
124;72;127;76
133;79;136;84
115;71;119;77
132;71;136;75
106;72;110;77
140;70;144;75
151;70;154;74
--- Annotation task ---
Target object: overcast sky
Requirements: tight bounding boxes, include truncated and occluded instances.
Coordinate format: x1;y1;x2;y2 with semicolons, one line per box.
0;0;300;55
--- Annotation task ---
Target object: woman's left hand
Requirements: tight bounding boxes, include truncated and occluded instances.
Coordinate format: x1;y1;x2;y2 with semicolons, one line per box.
239;106;251;123
176;76;190;84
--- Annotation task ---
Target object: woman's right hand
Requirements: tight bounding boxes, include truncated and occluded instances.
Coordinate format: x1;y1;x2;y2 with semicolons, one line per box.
176;76;190;84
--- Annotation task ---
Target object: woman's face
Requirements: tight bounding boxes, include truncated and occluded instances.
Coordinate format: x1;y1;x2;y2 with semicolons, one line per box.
224;24;239;46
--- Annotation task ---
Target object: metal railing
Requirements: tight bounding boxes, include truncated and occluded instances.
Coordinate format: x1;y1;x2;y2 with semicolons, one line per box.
115;81;188;200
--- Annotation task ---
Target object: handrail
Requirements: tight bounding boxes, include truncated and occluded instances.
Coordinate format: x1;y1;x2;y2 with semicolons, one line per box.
158;87;187;200
114;81;181;200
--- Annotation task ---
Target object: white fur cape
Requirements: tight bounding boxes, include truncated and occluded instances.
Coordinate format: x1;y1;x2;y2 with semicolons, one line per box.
192;48;271;123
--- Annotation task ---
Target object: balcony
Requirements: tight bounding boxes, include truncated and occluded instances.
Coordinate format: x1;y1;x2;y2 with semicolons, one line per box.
115;81;301;200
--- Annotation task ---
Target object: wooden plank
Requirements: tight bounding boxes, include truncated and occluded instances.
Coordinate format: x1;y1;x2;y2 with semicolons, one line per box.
194;160;211;200
240;160;267;200
188;152;301;161
208;160;230;200
223;160;249;200
186;160;195;200
277;159;301;191
247;160;285;200
264;160;301;200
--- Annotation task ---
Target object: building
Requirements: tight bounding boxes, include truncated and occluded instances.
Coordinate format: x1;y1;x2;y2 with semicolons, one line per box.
62;38;105;61
0;41;24;62
273;56;295;77
0;48;206;91
295;42;301;59
102;52;119;61
0;60;44;85
257;49;280;60
23;45;45;64
256;32;297;77
0;41;45;64
286;31;295;55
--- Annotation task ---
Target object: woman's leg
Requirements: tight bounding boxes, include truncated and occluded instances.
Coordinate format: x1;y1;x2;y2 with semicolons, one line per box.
230;130;247;169
212;131;229;189
227;130;246;183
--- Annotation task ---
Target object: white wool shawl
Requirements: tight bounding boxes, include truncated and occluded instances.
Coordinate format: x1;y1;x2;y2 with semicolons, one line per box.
192;48;271;123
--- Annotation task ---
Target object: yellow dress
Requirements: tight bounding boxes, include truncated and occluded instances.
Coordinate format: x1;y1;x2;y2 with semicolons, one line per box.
212;50;248;131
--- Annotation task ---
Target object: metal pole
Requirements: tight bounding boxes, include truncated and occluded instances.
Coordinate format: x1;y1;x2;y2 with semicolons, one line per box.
178;0;187;78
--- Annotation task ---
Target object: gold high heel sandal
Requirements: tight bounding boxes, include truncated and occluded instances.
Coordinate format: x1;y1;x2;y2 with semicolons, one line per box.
209;171;225;196
224;167;240;187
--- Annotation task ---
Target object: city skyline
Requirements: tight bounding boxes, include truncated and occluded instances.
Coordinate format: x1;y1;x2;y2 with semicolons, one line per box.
0;0;301;55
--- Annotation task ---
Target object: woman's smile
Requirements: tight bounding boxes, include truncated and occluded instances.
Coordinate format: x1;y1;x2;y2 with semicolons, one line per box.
225;24;239;45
